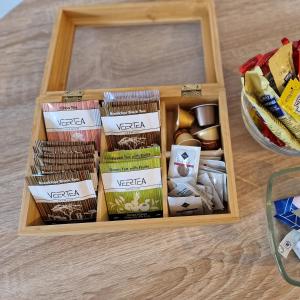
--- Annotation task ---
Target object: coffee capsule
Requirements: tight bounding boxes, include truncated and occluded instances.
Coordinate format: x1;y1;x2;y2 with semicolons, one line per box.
199;140;220;150
175;130;200;146
178;139;201;147
175;106;195;129
191;104;217;127
192;125;220;141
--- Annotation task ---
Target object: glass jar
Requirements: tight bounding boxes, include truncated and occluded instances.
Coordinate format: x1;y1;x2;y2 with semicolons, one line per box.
266;167;300;286
241;91;300;156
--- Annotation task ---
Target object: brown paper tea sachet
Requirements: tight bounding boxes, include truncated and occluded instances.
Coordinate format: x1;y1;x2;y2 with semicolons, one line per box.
101;90;161;150
27;140;99;224
26;171;97;224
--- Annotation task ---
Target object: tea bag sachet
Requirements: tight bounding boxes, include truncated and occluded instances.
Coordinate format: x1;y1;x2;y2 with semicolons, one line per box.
100;157;163;220
197;172;224;211
168;196;213;217
101;90;161;150
168;177;202;197
26;171;97;224
34;140;96;155
42;100;101;151
102;146;160;161
31;163;98;191
244;66;300;139
168;145;201;183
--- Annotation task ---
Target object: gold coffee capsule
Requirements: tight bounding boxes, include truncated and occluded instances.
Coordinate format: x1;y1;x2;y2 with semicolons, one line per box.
175;105;195;129
192;125;220;141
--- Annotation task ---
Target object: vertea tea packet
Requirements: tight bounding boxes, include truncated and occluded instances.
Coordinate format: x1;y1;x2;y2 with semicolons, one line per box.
42;100;101;151
100;157;163;220
26;171;97;224
168;145;201;182
102;146;160;161
101;90;160;150
31;163;98;191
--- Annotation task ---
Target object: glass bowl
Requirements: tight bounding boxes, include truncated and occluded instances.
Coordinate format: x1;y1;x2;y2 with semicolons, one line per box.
241;91;300;156
266;167;300;286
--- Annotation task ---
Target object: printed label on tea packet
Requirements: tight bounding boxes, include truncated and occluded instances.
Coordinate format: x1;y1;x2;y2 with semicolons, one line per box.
101;168;162;192
43;109;101;132
101;112;160;135
28;180;96;203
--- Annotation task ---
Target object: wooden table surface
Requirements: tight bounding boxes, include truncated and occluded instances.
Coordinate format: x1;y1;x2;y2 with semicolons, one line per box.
1;0;300;299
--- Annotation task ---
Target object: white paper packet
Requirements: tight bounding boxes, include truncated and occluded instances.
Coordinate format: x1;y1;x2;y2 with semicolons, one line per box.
197;172;224;210
168;145;201;182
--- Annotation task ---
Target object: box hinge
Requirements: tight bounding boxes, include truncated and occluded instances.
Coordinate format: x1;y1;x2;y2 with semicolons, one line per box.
181;84;202;97
62;90;84;102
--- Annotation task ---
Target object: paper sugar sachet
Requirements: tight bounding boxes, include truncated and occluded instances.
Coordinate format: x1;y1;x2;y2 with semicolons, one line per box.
42;100;101;151
100;155;163;220
26;171;97;224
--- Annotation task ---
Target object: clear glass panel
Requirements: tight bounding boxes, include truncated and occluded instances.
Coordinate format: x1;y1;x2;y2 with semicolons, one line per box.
266;167;300;286
67;22;205;90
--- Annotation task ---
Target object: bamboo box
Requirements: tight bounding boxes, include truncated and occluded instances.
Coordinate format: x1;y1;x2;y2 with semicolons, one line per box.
19;0;239;235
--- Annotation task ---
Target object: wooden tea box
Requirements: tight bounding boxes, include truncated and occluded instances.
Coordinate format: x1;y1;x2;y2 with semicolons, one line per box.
19;0;239;235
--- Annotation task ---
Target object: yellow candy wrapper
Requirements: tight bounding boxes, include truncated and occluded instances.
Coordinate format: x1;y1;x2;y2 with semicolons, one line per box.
245;66;300;139
242;78;300;151
269;43;295;94
278;79;300;122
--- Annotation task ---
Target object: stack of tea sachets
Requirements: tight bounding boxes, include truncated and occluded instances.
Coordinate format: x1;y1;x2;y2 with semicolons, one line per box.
100;147;163;220
100;90;161;150
26;140;98;224
42;100;102;151
167;145;227;217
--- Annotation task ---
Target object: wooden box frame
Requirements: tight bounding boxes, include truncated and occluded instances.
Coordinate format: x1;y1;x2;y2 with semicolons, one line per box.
19;0;239;235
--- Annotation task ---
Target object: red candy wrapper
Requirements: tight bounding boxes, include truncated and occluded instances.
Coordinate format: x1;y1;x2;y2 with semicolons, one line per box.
239;54;263;75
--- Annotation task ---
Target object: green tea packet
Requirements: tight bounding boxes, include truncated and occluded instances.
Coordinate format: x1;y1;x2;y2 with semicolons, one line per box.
102;146;160;161
100;157;163;220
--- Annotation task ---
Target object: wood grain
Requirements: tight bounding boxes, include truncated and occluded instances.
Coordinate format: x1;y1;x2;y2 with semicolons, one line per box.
0;0;300;299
